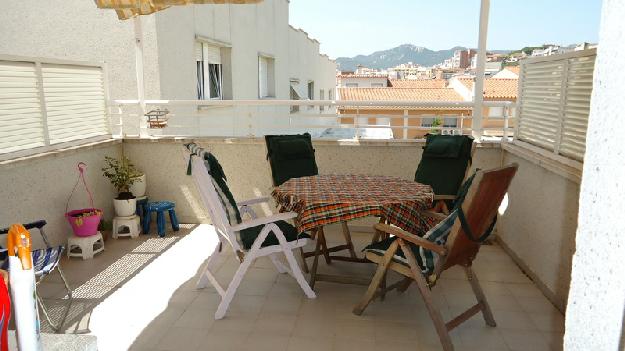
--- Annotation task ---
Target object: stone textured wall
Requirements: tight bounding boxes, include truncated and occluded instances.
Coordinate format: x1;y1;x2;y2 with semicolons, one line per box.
498;151;580;311
565;1;625;349
0;142;121;247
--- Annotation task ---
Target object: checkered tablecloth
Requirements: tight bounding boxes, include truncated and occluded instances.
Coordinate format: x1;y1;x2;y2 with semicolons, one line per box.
272;174;435;235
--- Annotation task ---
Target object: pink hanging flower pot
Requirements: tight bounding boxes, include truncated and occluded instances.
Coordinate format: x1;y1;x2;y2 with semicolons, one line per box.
65;162;103;237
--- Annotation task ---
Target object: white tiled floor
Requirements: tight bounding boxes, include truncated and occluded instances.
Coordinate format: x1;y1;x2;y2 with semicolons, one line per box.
37;223;564;351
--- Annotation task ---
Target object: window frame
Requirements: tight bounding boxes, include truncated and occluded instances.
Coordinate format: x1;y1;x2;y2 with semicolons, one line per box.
258;54;276;99
196;41;224;101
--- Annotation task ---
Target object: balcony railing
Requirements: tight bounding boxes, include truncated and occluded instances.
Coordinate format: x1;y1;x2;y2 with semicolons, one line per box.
109;99;516;141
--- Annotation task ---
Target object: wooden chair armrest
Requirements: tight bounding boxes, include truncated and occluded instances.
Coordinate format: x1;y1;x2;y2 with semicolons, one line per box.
373;223;447;256
432;194;456;201
420;210;448;221
231;212;298;231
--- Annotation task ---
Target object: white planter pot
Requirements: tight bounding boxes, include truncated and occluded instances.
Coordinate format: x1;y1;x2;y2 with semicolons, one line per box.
129;174;147;197
113;198;137;217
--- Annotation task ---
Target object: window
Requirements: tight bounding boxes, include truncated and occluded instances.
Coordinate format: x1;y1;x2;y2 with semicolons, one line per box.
328;89;334;101
443;117;458;128
421;117;435;128
196;41;223;100
0;59;109;159
307;81;314;109
319;89;325;112
371;83;384;87
345;83;358;87
258;55;275;98
289;84;300;113
516;50;595;161
488;106;504;118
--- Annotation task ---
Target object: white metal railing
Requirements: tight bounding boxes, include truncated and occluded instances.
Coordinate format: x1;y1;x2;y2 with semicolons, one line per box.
108;99;516;141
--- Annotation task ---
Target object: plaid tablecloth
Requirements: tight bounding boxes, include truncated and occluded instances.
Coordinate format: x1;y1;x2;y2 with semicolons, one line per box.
272;174;436;235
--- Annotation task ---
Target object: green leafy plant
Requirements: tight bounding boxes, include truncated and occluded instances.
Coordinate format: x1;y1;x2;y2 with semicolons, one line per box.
102;156;142;199
430;117;442;135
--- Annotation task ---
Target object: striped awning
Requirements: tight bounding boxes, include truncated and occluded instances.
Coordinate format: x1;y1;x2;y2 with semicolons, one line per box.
95;0;263;20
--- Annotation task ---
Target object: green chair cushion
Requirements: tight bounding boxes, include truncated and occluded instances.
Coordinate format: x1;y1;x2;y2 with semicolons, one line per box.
265;134;319;186
238;220;310;251
415;135;474;198
203;152;242;225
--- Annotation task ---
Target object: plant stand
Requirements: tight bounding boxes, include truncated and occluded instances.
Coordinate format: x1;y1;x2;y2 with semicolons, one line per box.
112;215;141;239
67;232;105;260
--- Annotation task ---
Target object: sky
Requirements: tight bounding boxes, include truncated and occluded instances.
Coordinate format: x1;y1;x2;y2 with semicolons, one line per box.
289;0;602;58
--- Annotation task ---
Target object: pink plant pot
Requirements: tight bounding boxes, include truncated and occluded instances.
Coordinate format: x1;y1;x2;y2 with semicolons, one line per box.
65;208;102;237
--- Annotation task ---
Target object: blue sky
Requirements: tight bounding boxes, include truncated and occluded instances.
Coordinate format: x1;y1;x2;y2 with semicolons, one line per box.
289;0;602;58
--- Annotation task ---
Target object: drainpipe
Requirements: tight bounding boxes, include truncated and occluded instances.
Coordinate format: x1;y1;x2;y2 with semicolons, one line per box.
472;0;490;140
134;16;148;137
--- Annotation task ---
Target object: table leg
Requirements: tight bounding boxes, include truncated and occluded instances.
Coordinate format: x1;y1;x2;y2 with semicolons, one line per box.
299;247;309;274
319;227;332;265
309;233;323;289
341;221;357;258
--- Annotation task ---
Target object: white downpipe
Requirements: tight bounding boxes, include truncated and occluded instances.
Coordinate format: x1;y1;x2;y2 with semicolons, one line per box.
473;0;490;140
134;17;148;137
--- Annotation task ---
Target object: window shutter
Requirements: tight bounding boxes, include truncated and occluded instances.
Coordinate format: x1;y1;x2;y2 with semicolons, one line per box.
559;55;595;160
516;50;595;161
0;61;46;154
517;60;565;151
41;63;108;144
203;44;221;65
195;42;203;62
259;56;268;97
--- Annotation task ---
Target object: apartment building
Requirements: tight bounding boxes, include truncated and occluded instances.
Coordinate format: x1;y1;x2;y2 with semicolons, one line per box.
0;0;336;135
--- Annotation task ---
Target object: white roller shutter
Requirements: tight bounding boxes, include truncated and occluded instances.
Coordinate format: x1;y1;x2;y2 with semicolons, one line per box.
202;43;221;65
0;61;46;154
41;63;108;144
516;49;595;161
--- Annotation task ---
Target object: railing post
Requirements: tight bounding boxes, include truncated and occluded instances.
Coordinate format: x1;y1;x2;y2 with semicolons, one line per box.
472;0;490;140
502;104;509;142
403;109;408;140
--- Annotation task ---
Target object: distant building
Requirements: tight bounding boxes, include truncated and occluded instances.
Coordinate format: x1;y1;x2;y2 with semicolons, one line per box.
452;49;477;69
388;79;447;88
338;87;469;139
492;66;519;79
337;73;389;88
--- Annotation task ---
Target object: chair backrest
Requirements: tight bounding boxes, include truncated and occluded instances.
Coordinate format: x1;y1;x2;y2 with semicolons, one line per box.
439;164;518;272
186;146;243;252
414;135;474;196
265;133;318;186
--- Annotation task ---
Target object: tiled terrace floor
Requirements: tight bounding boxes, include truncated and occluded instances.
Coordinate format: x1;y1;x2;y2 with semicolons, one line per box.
37;223;564;351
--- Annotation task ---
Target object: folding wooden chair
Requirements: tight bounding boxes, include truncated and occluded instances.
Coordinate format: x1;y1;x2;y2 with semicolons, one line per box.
353;164;518;351
371;135;476;245
185;144;316;319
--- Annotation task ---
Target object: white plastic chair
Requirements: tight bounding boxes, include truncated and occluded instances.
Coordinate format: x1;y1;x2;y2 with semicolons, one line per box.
187;147;316;319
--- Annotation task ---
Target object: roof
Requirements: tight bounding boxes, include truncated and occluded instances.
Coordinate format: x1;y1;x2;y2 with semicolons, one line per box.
338;74;389;79
457;78;518;100
504;66;520;75
338;87;466;109
388;79;447;88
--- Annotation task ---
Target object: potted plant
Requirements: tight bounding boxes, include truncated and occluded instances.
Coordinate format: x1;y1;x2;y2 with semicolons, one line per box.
129;172;146;198
102;156;141;217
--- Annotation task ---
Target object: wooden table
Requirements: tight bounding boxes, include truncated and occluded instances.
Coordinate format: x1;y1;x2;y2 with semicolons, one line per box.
272;174;434;287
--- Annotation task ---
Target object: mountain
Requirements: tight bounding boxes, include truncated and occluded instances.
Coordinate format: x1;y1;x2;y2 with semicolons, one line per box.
335;44;510;71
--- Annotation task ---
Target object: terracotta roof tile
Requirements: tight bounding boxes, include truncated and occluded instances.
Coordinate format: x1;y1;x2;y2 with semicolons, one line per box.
389;79;447;88
338;87;465;109
337;74;389;78
457;77;518;100
504;66;520;75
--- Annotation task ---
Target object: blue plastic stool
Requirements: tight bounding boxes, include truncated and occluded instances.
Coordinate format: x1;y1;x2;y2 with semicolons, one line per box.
135;196;149;229
143;201;179;237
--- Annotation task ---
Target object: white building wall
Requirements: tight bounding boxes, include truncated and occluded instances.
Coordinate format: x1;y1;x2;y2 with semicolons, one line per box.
0;0;162;100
